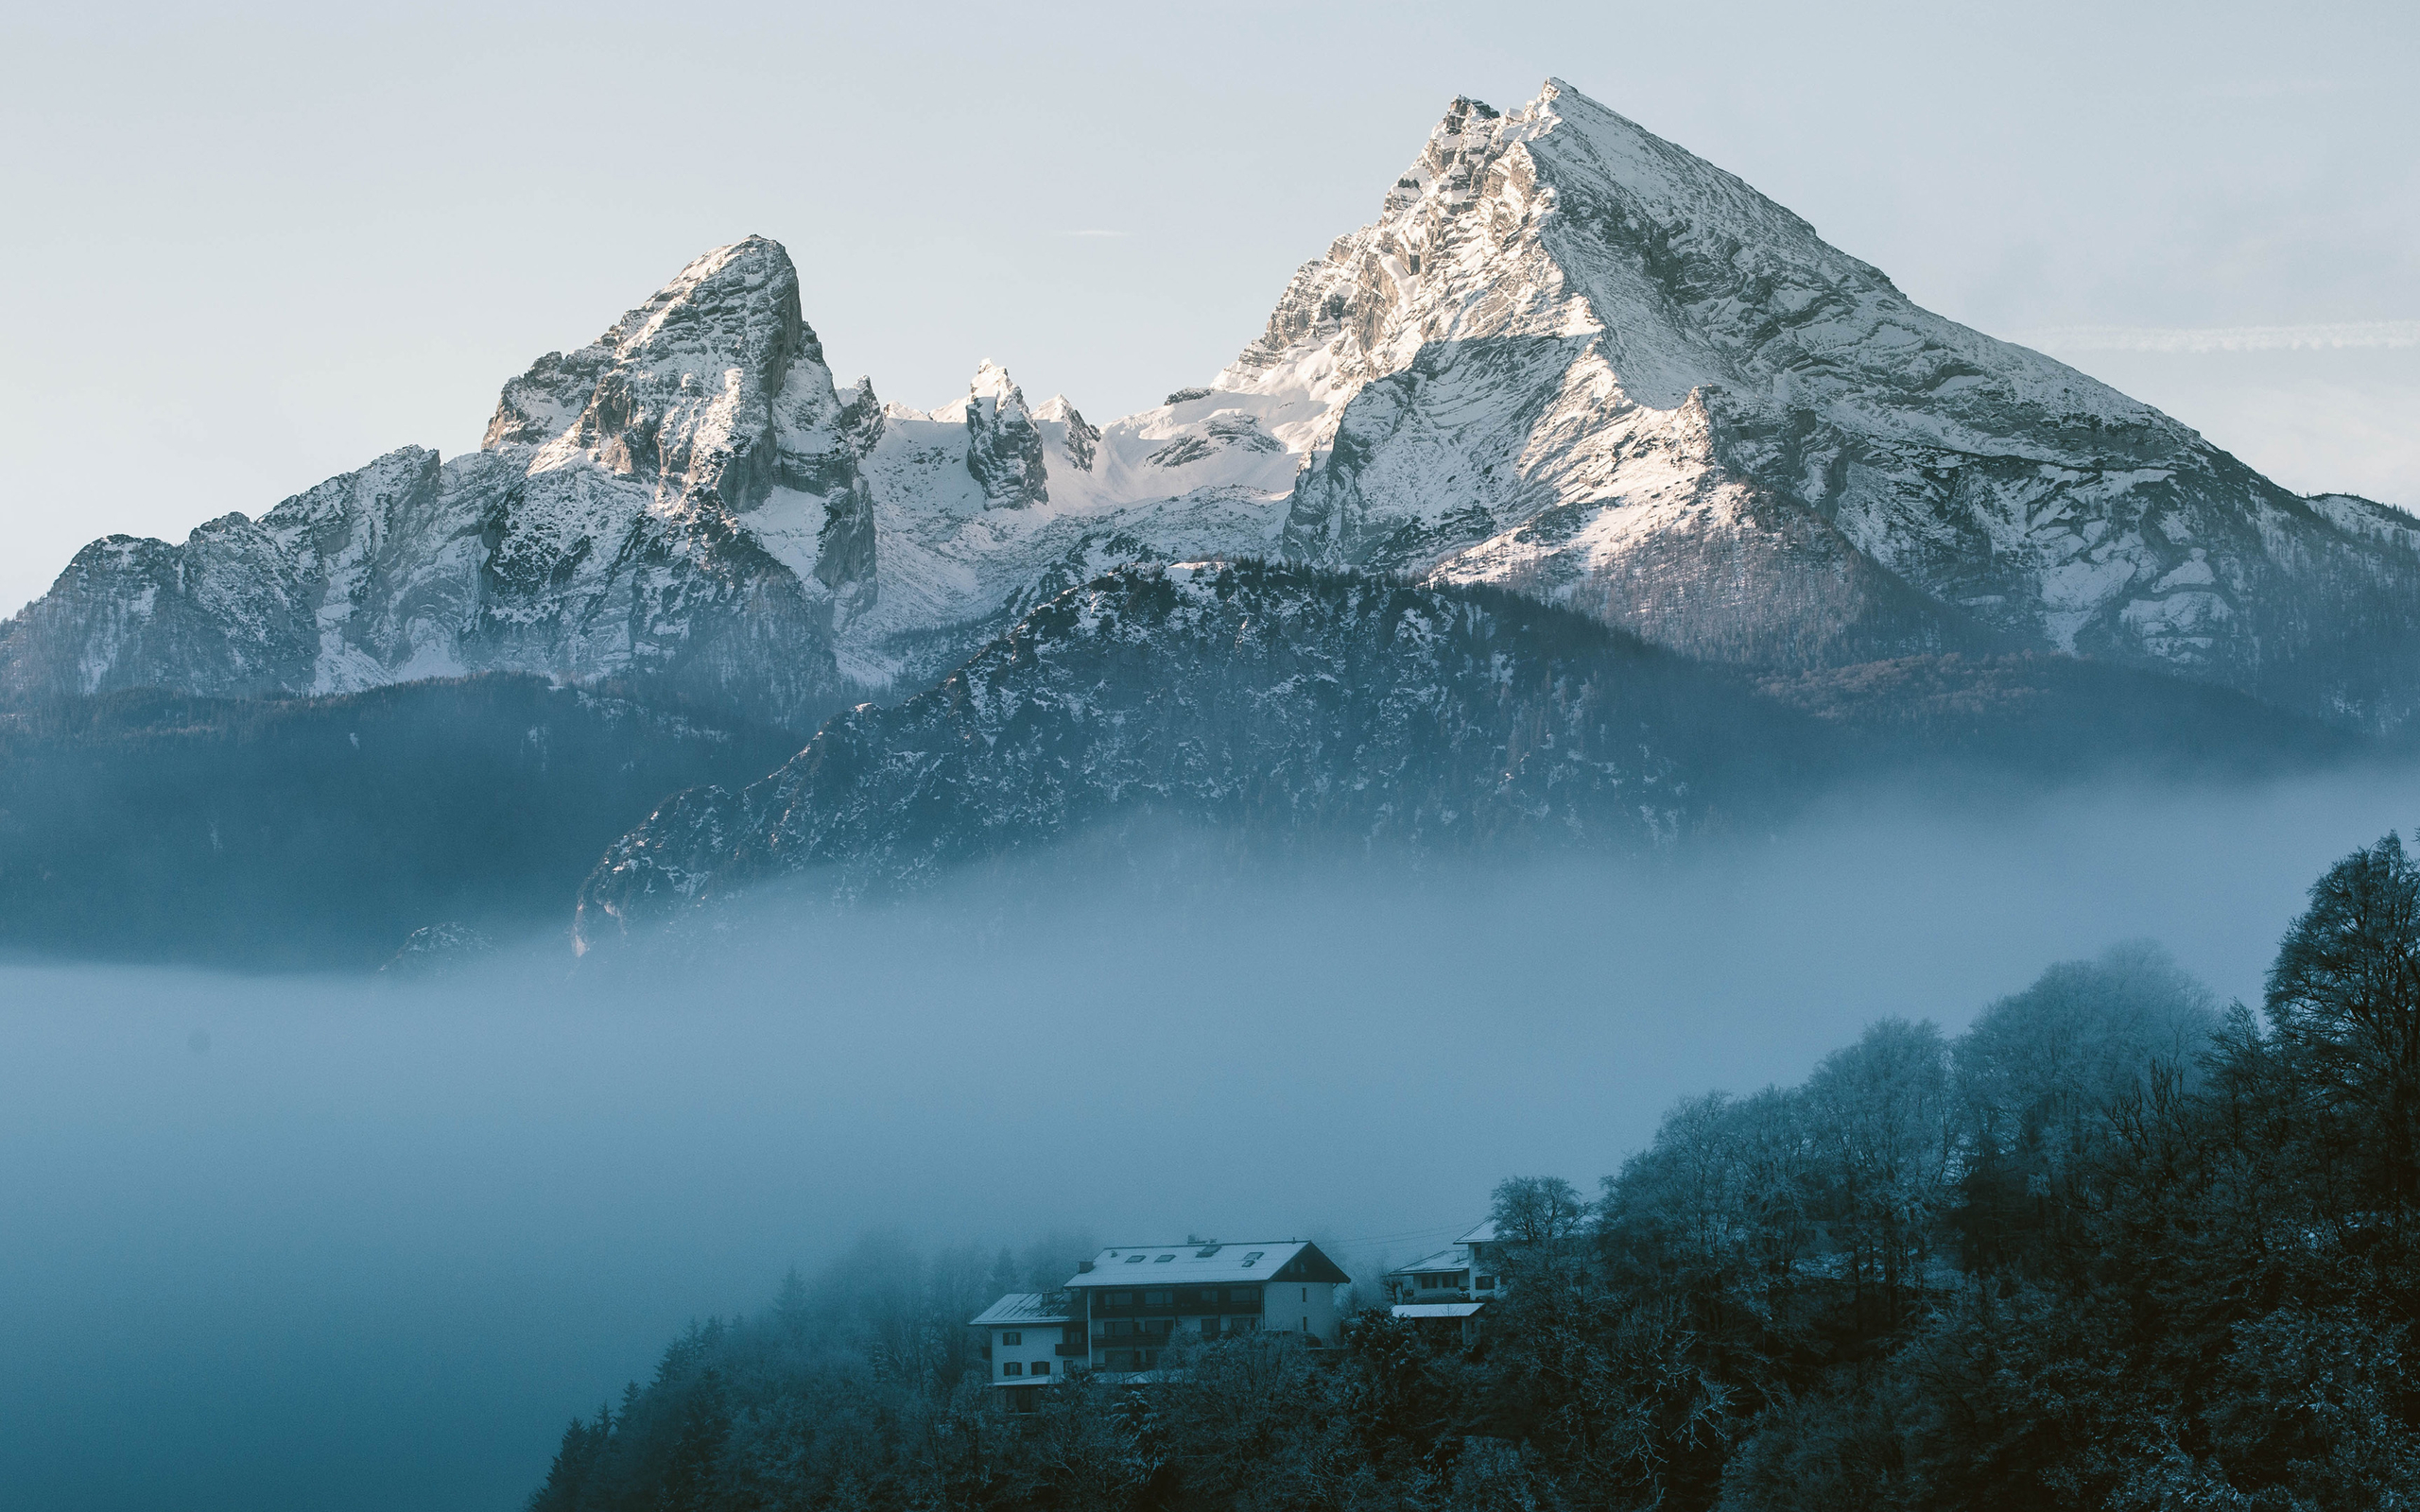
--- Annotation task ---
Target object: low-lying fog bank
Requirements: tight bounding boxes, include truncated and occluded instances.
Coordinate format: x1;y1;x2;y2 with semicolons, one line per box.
3;765;2415;1511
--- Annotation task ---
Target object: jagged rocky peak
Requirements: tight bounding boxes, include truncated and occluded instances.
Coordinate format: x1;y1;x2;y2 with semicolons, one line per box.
485;237;801;449
478;235;865;518
960;360;1049;507
0;234;884;727
1032;394;1099;472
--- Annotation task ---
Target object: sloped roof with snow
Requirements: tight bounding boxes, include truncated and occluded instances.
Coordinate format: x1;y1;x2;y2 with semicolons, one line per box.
1386;1247;1470;1278
1064;1240;1350;1288
969;1292;1074;1328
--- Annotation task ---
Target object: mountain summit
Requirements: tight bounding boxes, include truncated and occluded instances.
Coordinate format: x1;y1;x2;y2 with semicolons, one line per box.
1;236;879;727
1222;81;2420;721
6;82;2413;732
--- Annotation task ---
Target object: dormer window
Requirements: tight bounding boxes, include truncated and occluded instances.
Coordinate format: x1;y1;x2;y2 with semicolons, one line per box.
1195;1245;1222;1257
1125;1254;1147;1263
1153;1254;1174;1263
1242;1251;1264;1266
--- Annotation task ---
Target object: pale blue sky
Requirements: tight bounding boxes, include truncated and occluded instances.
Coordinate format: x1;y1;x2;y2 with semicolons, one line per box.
4;0;2413;612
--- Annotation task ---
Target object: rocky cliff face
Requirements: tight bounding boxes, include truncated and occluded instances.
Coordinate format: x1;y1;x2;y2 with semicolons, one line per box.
959;362;1051;509
574;559;1802;939
8;82;2413;735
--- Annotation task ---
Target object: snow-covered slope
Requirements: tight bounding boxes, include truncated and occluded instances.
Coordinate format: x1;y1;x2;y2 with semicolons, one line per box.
7;80;2414;732
1221;83;2420;724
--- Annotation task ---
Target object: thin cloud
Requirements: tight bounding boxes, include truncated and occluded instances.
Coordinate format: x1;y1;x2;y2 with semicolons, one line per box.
2016;320;2420;354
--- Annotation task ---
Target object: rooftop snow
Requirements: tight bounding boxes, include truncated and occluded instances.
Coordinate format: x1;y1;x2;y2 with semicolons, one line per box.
1063;1240;1347;1288
968;1292;1074;1328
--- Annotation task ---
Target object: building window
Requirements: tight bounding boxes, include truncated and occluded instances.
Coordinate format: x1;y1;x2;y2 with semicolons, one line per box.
1002;1362;1023;1377
1109;1292;1132;1306
1227;1287;1258;1305
1242;1251;1264;1265
1001;1332;1021;1346
1143;1290;1171;1306
1153;1254;1174;1263
1125;1255;1147;1264
1477;1276;1496;1291
1201;1316;1219;1336
1031;1361;1050;1376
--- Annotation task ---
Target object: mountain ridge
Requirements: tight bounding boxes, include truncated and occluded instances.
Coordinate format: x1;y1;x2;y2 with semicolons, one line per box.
4;79;2411;739
573;557;2368;943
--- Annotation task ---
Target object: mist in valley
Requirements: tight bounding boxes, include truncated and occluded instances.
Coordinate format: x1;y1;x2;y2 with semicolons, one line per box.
5;763;2418;1512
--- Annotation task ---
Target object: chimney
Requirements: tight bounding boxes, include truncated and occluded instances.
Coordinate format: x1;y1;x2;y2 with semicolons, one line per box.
1077;1261;1094;1273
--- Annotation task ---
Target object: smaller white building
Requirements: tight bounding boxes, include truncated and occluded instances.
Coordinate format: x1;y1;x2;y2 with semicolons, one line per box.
969;1291;1080;1404
1384;1219;1505;1307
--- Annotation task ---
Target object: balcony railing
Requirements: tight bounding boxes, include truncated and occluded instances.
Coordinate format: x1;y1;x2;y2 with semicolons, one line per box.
1091;1327;1176;1346
1089;1296;1263;1315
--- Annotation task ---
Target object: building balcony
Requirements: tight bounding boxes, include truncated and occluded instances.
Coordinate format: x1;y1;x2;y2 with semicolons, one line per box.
1088;1294;1263;1316
1091;1328;1174;1348
1054;1341;1088;1357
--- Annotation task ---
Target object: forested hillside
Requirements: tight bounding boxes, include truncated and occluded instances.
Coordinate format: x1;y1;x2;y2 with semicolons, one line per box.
527;835;2420;1510
0;676;798;968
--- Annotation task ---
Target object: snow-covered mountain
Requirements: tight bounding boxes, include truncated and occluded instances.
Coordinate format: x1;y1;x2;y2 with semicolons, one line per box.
1227;83;2420;725
7;79;2414;732
1;239;880;728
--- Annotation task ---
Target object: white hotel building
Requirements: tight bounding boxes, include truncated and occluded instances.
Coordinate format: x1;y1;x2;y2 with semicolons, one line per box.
971;1239;1352;1388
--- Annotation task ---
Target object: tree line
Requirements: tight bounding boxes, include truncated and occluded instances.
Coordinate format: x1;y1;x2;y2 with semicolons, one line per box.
528;833;2420;1510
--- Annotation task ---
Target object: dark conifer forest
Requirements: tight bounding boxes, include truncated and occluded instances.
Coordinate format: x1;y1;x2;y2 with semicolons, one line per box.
0;676;799;968
527;835;2420;1512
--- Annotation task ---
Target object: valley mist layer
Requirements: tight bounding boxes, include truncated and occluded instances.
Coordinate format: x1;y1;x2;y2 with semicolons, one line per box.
6;79;2414;741
11;765;2419;1512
